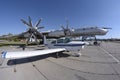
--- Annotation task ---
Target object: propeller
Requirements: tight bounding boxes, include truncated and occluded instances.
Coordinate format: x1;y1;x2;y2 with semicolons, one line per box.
61;20;71;36
21;16;44;45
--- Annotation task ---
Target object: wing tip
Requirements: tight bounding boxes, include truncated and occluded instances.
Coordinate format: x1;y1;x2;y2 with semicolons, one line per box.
1;51;7;59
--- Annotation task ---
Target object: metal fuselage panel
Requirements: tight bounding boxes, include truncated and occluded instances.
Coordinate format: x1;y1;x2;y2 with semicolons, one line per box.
48;30;65;37
73;28;108;36
46;38;85;52
46;27;108;38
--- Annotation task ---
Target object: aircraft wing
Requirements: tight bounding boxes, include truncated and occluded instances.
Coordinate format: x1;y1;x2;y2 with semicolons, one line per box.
1;48;66;59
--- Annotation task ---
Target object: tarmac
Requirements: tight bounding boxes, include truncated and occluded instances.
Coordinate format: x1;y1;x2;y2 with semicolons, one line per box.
0;42;120;80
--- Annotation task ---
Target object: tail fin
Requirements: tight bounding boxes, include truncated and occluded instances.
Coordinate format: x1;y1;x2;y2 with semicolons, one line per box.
43;35;55;49
43;35;47;45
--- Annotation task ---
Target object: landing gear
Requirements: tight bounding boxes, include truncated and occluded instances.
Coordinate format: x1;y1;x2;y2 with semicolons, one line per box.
56;52;59;58
74;53;82;57
93;41;98;45
81;36;98;45
94;36;99;45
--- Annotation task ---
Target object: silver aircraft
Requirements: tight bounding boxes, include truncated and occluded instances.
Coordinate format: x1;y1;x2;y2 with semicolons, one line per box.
20;17;110;45
44;26;109;38
1;17;110;45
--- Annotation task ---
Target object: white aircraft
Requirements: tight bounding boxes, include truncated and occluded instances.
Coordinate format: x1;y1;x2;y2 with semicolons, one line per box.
44;35;87;57
1;36;86;60
1;42;84;61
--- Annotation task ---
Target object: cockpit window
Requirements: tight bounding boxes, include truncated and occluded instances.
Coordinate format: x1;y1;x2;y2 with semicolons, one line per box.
57;38;71;43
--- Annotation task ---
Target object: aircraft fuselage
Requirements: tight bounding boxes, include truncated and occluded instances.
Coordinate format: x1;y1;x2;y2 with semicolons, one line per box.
45;27;108;38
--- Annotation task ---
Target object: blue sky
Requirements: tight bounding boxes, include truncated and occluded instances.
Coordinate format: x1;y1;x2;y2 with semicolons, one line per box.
0;0;120;38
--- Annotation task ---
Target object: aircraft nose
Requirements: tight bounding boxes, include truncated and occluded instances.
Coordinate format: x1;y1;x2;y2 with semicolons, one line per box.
101;28;108;34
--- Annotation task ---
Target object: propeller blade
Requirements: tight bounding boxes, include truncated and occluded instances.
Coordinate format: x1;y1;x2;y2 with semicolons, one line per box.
26;33;32;45
35;30;43;37
69;29;71;36
21;19;31;27
35;18;42;27
66;20;69;29
28;16;33;27
61;26;66;35
61;26;65;30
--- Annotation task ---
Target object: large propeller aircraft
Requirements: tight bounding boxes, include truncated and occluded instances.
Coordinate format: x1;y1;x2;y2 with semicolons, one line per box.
43;23;111;45
0;16;111;45
45;26;111;39
16;16;111;45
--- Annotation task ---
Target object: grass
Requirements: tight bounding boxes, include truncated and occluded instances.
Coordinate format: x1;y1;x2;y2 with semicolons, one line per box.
0;41;26;47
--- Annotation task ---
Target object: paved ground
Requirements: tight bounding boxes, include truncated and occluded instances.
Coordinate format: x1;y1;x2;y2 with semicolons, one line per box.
0;42;120;80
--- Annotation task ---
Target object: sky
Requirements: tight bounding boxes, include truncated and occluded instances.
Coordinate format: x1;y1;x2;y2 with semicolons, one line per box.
0;0;120;38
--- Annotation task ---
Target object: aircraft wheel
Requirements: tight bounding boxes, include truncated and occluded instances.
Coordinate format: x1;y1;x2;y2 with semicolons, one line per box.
74;53;81;57
94;41;98;45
